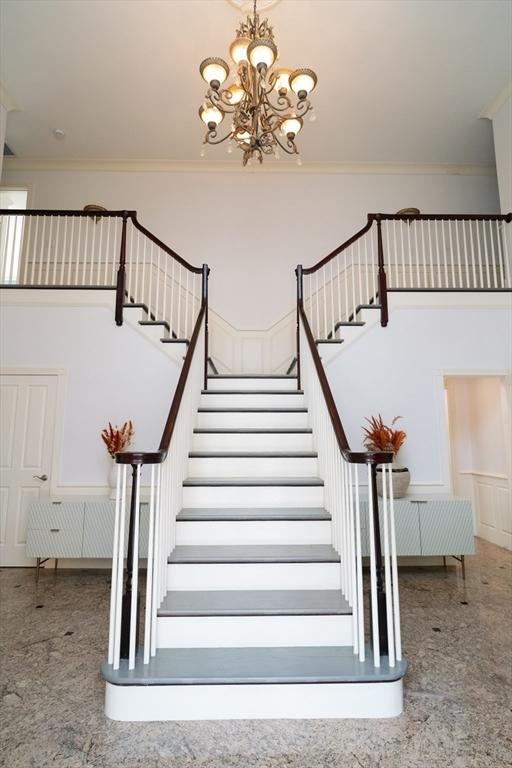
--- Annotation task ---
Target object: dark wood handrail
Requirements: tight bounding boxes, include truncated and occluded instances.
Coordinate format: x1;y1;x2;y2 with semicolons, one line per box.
0;209;136;217
303;211;512;275
129;214;202;274
298;298;392;466
117;303;206;466
303;218;374;275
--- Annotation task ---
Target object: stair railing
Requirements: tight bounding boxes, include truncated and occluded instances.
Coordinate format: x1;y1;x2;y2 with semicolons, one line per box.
107;265;208;672
302;212;511;338
297;265;399;668
0;208;204;344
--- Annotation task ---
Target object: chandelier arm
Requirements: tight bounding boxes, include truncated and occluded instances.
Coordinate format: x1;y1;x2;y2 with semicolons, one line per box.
204;129;234;146
274;133;298;155
295;98;312;118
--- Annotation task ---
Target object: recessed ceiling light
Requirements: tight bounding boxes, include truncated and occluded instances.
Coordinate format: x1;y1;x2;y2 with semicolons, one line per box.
53;128;65;140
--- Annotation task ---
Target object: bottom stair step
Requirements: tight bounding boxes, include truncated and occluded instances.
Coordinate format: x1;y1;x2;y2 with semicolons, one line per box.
102;647;407;720
158;589;350;616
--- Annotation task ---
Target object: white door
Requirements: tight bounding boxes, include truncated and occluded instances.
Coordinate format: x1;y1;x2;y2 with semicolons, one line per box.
0;373;58;566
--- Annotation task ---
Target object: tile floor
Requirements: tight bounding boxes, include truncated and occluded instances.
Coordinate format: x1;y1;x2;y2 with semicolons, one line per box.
0;538;511;768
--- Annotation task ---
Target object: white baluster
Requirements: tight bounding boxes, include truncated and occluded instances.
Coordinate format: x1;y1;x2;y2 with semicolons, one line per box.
30;216;40;285
448;219;456;287
354;467;365;662
388;458;401;662
495;220;506;289
21;215;32;284
108;463;122;665
52;216;59;285
381;464;395;667
45;216;54;285
113;464;127;670
144;465;156;665
488;219;498;288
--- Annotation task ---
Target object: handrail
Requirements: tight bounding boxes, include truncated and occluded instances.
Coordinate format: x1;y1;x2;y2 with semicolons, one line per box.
304;217;374;275
0;209;136;217
117;301;207;466
297;293;392;467
303;211;512;275
129;213;202;274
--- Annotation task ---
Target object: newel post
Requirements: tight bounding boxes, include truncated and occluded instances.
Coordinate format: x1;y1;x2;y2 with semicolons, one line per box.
295;265;303;390
115;211;128;327
376;216;388;328
369;460;388;655
202;263;210;391
120;462;141;659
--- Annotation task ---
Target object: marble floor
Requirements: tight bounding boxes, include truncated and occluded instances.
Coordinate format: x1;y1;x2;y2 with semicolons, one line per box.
0;538;511;768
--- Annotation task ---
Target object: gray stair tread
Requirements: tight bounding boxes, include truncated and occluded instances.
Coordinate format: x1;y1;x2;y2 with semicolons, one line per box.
168;545;339;564
197;408;307;413
193;428;313;434
177;507;331;521
102;646;407;686
202;390;304;395
208;375;297;379
158;589;350;616
188;452;317;458
183;476;324;487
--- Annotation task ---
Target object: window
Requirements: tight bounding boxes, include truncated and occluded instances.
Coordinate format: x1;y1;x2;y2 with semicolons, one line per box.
0;188;29;284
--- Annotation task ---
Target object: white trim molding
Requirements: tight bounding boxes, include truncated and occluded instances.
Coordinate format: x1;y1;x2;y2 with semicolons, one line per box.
2;157;497;176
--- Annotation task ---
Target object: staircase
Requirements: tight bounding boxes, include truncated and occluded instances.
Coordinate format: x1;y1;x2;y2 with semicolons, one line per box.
102;373;406;721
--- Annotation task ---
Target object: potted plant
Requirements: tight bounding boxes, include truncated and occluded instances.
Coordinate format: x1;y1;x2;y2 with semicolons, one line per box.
362;415;410;498
101;421;134;499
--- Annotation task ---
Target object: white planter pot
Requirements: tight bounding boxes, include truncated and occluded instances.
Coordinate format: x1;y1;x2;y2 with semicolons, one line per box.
376;466;410;499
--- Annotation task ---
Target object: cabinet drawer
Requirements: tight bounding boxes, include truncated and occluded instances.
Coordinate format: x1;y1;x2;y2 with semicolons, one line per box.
27;527;82;558
28;501;84;531
82;501;149;558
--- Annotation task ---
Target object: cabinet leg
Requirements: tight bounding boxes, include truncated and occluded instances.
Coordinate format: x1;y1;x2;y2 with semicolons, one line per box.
54;558;58;572
36;557;40;583
461;555;465;581
443;556;447;569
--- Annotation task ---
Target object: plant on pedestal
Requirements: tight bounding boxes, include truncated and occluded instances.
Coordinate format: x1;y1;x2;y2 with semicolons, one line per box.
362;414;410;498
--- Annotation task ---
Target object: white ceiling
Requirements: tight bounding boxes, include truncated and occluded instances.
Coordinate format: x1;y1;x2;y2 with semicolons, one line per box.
1;0;510;166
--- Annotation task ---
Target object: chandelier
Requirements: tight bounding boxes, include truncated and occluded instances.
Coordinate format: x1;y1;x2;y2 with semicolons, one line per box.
198;0;318;166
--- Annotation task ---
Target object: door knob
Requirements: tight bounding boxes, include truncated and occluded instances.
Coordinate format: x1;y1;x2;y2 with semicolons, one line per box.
33;474;48;482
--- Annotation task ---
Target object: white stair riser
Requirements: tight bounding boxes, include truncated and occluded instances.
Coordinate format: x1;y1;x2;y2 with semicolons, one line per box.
196;411;308;429
105;680;404;720
167;562;340;590
207;378;298;391
175;520;331;546
182;484;324;508
200;393;305;408
156;615;352;648
187;456;318;478
192;432;314;452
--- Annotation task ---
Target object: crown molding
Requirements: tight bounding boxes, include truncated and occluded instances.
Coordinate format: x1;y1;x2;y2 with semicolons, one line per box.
2;157;497;176
479;81;512;120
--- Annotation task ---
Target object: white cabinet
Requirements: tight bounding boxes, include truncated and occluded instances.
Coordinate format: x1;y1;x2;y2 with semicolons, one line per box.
26;497;149;576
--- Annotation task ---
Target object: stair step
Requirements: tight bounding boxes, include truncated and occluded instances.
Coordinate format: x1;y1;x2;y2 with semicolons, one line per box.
207;376;298;392
160;338;189;344
158;589;350;616
102;645;406;686
201;390;304;395
196;409;309;429
193;428;312;434
183;476;323;487
177;507;330;521
197;408;307;413
208;375;297;379
168;544;339;564
188;452;317;458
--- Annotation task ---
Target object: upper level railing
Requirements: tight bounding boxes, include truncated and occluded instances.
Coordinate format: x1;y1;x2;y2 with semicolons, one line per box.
0;209;204;342
302;212;511;339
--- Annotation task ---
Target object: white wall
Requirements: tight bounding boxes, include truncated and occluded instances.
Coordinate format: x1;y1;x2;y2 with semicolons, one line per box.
1;166;500;328
491;91;512;214
325;303;512;491
0;296;180;490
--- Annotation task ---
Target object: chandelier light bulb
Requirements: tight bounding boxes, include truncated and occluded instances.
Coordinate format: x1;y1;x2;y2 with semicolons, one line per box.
229;36;251;64
226;83;244;105
199;57;230;88
281;116;303;137
273;68;292;92
289;68;318;99
199;104;224;128
247;37;278;70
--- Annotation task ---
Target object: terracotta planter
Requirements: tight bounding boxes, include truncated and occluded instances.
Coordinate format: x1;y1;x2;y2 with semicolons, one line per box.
376;466;410;499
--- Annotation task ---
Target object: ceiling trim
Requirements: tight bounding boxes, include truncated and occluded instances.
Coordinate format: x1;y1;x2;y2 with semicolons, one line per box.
2;157;496;176
479;81;512;120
